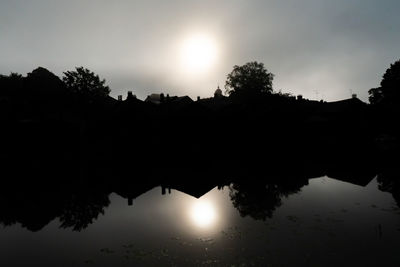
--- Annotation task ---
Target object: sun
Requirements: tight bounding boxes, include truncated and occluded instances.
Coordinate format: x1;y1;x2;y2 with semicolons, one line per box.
180;34;218;74
190;200;216;228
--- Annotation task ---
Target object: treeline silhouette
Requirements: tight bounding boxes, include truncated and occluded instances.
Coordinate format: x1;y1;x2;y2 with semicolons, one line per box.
0;65;394;176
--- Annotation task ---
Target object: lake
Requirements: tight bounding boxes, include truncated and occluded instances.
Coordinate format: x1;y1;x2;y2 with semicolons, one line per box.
1;175;399;266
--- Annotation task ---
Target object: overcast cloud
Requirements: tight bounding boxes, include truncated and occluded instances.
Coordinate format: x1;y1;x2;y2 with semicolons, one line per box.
1;0;399;101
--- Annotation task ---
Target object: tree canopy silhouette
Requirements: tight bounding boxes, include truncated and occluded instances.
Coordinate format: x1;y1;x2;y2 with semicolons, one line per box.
229;180;303;221
0;72;23;97
225;61;274;98
369;59;400;106
63;67;110;98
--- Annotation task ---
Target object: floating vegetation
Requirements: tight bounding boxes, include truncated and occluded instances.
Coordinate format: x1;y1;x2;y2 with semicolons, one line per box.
129;249;151;260
326;217;344;223
161;248;169;257
292;229;302;236
375;224;383;238
309;225;324;232
201;259;219;265
286;215;299;223
168;236;193;247
198;237;214;243
196;237;216;247
84;259;94;264
123;255;130;260
179;241;193;247
380;207;394;212
99;248;114;254
328;231;337;238
220;226;246;240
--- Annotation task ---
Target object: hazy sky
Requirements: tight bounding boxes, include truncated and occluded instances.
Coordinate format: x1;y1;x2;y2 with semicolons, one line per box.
1;0;399;101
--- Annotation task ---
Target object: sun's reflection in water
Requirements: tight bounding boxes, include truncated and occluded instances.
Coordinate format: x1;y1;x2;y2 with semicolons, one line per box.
189;200;217;228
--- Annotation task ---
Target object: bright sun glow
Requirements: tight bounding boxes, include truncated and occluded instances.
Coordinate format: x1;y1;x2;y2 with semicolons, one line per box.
180;34;218;73
190;201;216;228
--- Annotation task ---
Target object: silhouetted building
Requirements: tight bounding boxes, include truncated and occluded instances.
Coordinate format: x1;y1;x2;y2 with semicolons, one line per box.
171;95;193;105
145;93;162;104
214;86;223;98
322;97;367;113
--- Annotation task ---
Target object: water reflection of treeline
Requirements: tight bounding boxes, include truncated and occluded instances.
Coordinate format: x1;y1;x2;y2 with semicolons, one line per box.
0;153;398;232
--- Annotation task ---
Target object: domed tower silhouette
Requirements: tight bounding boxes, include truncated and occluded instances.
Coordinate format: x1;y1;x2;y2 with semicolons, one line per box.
214;85;223;98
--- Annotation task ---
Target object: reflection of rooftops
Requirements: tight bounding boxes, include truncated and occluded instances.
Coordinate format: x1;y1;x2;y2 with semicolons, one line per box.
115;183;158;206
310;174;374;187
162;182;218;199
329;175;374;187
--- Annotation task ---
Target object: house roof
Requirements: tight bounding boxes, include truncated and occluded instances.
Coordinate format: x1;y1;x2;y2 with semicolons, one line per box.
323;97;367;113
145;93;162;104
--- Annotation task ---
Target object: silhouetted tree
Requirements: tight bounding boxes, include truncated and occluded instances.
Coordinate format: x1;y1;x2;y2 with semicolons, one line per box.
369;59;400;106
0;72;24;97
368;87;383;105
229;180;303;221
26;67;66;97
225;61;274;98
59;192;110;231
63;67;110;98
377;171;400;208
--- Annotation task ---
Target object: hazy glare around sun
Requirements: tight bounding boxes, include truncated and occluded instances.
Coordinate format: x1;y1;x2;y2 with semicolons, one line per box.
179;34;218;74
190;200;217;228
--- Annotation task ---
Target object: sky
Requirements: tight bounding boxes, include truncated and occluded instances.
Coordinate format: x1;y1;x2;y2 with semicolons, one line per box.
1;0;399;102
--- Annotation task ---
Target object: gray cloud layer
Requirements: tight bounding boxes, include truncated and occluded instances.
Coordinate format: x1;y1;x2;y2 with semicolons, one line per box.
1;0;399;101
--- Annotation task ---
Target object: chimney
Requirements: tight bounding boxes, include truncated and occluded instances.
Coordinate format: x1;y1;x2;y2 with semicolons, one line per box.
297;95;303;100
352;94;357;99
117;95;123;101
127;91;136;100
197;96;200;101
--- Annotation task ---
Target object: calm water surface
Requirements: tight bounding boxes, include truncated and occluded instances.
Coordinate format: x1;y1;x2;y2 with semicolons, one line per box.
1;177;399;266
